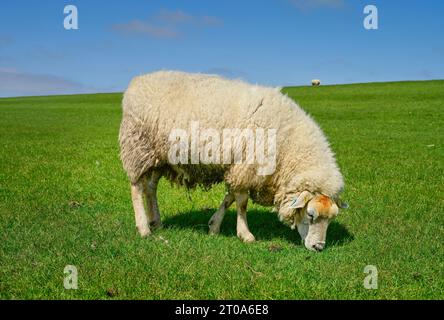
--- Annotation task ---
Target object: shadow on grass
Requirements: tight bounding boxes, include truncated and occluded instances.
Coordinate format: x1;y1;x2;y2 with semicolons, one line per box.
163;208;354;247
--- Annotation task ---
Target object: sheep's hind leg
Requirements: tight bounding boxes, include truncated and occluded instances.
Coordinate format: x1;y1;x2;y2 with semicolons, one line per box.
131;177;150;237
208;192;235;235
145;170;162;230
235;192;255;243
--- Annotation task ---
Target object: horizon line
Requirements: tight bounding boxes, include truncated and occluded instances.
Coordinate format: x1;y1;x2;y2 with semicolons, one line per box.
1;78;443;99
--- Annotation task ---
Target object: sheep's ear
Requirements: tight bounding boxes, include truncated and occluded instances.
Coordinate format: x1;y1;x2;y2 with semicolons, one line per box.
336;199;349;209
289;191;314;209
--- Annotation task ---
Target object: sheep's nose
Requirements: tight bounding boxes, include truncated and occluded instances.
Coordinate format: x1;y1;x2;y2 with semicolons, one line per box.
312;242;325;251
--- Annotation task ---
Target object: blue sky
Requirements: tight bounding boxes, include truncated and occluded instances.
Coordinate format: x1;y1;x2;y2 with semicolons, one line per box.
0;0;443;97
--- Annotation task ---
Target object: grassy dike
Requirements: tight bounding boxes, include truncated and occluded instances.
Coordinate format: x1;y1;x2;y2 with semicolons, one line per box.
0;80;443;299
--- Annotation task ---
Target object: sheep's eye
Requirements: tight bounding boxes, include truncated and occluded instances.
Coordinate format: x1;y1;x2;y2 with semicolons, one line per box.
307;210;316;223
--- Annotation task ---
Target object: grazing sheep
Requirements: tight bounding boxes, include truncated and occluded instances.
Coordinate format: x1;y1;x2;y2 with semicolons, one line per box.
311;79;321;86
119;71;347;251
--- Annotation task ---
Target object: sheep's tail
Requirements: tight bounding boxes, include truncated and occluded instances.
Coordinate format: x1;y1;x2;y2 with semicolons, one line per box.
119;115;157;184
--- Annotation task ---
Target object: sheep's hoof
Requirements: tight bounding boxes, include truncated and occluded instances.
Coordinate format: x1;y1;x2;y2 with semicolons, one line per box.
137;226;151;237
238;232;256;243
149;220;162;230
208;219;221;235
208;227;220;235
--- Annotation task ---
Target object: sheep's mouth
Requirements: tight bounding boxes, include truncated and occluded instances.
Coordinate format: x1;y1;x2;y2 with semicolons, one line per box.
306;241;326;252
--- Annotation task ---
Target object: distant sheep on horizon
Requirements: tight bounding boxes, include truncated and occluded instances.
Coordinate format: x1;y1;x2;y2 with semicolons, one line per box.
312;79;321;86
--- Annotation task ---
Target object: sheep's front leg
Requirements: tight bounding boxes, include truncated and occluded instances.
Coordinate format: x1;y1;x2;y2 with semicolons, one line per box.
131;179;150;237
208;192;235;235
145;170;162;229
235;192;255;243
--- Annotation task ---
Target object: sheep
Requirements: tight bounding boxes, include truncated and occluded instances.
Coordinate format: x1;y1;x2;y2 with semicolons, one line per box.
119;71;347;251
311;79;321;86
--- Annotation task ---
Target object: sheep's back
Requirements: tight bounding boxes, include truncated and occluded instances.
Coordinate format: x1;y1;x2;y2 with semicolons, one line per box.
119;71;343;197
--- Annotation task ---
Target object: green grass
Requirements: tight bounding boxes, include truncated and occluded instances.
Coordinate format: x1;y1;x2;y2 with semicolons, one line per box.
0;80;443;299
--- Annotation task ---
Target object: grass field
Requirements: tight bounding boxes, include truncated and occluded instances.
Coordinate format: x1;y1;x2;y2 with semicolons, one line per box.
0;80;443;299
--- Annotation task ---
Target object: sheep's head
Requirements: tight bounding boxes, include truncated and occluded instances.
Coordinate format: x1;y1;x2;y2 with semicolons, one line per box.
279;191;348;252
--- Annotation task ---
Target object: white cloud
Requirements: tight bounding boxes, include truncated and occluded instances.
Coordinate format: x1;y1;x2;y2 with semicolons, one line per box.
112;20;179;38
0;67;17;73
156;9;223;26
156;9;194;25
204;67;248;79
0;34;13;45
112;9;222;39
417;69;434;79
290;0;345;11
0;69;99;97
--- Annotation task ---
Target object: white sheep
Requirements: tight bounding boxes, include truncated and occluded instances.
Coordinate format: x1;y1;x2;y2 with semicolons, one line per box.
119;71;347;251
311;79;321;86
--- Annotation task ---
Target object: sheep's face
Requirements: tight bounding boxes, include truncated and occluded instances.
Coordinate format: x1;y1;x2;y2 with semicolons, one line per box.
296;195;339;251
280;191;346;252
